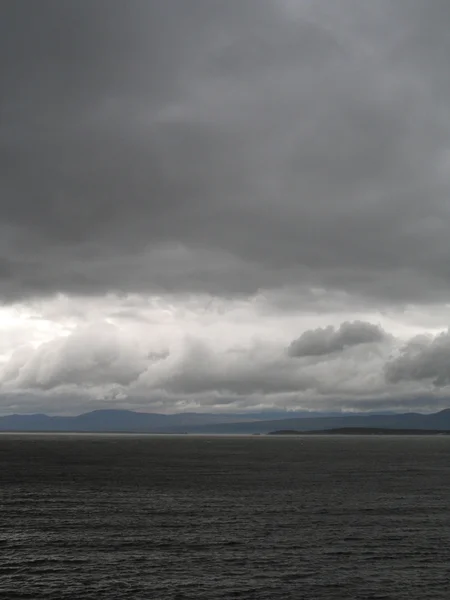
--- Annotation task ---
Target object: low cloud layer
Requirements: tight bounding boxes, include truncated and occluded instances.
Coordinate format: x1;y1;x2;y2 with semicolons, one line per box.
1;308;449;415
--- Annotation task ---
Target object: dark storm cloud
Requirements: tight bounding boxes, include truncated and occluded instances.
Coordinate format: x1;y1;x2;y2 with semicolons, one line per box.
386;331;450;387
288;321;387;358
2;0;450;303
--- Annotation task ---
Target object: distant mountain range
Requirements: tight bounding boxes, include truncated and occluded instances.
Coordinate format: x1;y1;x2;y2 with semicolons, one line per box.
0;408;358;432
0;409;274;432
1;408;450;433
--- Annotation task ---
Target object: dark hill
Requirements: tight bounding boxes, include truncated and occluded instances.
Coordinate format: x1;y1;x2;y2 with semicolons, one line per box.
269;427;450;435
0;409;355;432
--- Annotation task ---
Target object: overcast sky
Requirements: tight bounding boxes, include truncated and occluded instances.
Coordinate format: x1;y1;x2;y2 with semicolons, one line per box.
2;0;450;415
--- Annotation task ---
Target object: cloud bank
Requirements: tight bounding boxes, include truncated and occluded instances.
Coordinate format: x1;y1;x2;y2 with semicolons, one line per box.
1;0;450;305
1;305;449;415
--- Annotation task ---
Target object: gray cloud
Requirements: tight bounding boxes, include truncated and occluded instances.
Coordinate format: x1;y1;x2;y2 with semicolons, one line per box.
2;1;450;304
288;321;387;357
386;331;450;387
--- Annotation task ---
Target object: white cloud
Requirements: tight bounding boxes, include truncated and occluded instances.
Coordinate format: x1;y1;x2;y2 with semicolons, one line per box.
1;293;449;414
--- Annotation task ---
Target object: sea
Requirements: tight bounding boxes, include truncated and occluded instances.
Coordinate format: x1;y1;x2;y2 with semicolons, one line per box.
1;434;450;599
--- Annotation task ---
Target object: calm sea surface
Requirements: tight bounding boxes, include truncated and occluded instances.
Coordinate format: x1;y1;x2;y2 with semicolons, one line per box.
1;434;450;599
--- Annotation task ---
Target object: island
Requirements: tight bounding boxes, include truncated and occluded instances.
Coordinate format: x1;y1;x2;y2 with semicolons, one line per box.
268;427;450;435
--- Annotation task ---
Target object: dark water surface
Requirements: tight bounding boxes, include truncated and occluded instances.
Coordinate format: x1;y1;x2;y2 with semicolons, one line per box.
1;434;450;599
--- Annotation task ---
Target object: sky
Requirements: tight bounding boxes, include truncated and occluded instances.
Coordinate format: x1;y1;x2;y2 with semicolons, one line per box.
2;0;450;415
